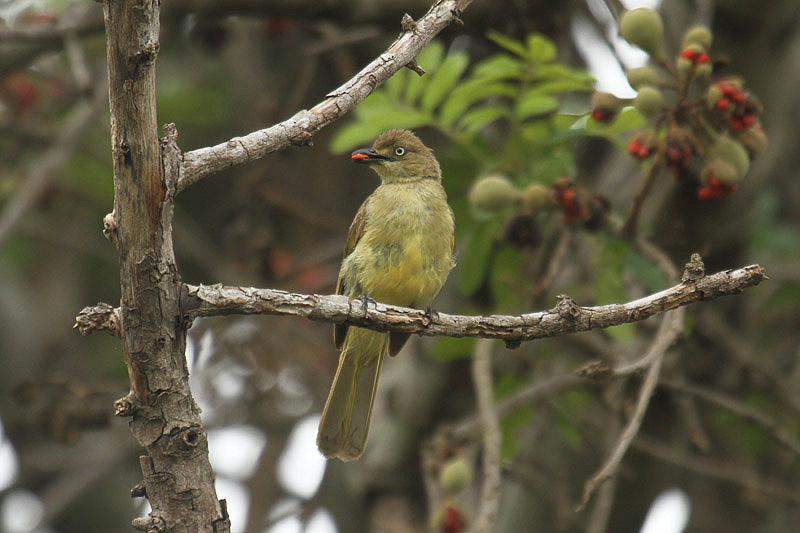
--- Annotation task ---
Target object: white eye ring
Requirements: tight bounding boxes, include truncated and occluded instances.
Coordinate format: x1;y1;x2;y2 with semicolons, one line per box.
394;147;405;156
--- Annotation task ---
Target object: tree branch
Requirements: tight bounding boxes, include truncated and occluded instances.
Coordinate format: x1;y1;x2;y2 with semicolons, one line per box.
0;94;103;245
169;259;764;340
577;307;684;510
77;259;765;341
101;1;228;531
471;339;502;533
176;0;473;192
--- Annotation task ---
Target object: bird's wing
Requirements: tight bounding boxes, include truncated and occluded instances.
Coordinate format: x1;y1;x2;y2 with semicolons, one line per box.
334;198;370;349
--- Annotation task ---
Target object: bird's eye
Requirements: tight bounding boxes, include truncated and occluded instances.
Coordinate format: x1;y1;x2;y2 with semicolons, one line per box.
394;147;405;156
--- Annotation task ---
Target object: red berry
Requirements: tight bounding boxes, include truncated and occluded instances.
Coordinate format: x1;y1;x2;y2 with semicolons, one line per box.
591;108;615;123
561;188;577;214
680;47;695;59
718;82;737;97
715;98;730;111
697;52;710;63
697;186;722;200
742;113;756;127
628;138;641;155
638;145;650;158
730;116;745;131
442;507;464;533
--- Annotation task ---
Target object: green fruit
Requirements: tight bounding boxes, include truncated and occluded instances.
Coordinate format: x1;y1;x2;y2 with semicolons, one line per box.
702;158;739;186
694;62;712;79
468;174;522;212
591;91;623;112
633;86;664;118
682;25;713;49
439;457;473;495
705;84;724;109
710;135;750;180
626;66;662;90
676;57;693;80
738;125;768;157
522;183;551;211
620;8;664;59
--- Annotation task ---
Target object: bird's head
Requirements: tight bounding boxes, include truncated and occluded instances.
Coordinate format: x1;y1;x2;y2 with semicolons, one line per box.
351;129;441;183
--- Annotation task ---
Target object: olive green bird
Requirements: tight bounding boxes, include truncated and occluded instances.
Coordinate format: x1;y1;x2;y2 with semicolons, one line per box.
317;129;456;461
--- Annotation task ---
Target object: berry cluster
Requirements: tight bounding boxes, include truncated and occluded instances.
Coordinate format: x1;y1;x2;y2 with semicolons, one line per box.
707;81;760;132
590;8;767;201
467;174;610;248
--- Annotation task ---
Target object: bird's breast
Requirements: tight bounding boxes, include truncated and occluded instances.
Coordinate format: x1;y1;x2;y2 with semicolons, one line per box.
352;181;454;307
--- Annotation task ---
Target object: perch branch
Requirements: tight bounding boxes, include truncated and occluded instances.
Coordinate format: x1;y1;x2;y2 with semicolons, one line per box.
181;259;763;339
75;259;765;340
176;0;473;192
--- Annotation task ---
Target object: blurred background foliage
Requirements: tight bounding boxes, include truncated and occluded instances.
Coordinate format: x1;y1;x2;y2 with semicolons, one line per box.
1;1;799;532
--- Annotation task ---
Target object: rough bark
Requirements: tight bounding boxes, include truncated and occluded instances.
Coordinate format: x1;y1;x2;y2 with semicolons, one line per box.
77;260;766;344
102;1;228;531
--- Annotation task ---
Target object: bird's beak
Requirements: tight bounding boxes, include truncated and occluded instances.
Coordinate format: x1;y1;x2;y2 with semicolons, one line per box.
351;148;395;164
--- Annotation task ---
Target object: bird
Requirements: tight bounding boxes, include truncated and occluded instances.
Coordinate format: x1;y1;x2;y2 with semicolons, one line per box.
317;129;456;461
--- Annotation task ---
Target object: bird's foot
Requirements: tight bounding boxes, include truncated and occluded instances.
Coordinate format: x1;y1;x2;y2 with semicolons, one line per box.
357;294;377;316
423;306;439;326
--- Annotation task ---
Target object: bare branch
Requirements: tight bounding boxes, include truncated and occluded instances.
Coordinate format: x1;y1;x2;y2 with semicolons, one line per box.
633;434;800;504
176;0;473;192
577;307;685;510
0;94;102;245
171;260;765;342
74;302;121;337
660;378;800;456
471;339;502;533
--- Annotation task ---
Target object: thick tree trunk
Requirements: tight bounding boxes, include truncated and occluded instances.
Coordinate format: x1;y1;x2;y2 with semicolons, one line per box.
102;1;228;531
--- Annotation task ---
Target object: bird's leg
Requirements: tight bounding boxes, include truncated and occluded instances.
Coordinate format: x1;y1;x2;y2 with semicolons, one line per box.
423;306;439;326
357;294;377;317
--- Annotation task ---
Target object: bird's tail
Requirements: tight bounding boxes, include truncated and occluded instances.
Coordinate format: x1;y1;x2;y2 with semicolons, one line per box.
317;327;387;461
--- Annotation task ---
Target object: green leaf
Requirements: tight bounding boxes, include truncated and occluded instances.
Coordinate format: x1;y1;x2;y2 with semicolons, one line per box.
527;145;576;183
526;33;557;63
583;107;646;137
516;90;559;119
471;54;523;82
458;218;503;295
519;121;551;144
456;104;509;133
404;41;445;104
417;40;446;72
353;90;394;119
439;80;518;126
383;67;410;101
420;51;470;112
531;63;594;84
330;109;432;153
487;31;528;58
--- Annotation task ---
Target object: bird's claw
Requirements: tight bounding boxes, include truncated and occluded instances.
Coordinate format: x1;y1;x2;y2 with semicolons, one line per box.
357;294;377;316
423;306;439;326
